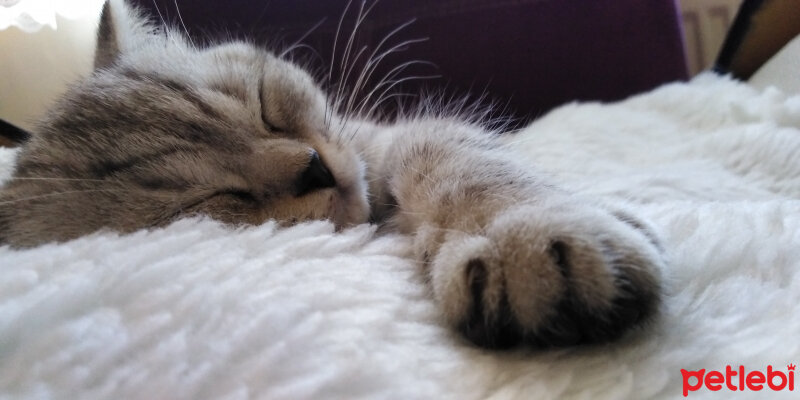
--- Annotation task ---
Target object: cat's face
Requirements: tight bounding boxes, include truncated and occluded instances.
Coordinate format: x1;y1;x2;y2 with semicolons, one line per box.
0;0;369;247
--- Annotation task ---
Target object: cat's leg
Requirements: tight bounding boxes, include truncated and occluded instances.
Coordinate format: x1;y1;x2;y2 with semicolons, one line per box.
373;118;663;348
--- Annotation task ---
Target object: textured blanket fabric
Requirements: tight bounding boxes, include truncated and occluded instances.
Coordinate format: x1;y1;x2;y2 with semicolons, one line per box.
1;74;799;399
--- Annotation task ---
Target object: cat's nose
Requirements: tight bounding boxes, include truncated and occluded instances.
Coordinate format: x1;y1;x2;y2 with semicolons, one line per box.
296;150;336;196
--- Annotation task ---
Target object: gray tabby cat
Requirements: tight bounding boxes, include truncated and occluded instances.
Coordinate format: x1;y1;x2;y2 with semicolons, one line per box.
0;0;663;348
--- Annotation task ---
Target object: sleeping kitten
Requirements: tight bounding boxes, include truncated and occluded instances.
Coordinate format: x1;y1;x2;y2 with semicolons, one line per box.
0;0;663;348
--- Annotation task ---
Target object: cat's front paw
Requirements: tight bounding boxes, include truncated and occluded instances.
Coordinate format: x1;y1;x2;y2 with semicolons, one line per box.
427;202;663;349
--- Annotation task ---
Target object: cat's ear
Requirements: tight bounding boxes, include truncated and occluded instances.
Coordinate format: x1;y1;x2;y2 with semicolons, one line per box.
95;0;156;69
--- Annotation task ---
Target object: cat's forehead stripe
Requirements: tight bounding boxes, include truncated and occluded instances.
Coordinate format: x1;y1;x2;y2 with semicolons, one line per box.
89;146;187;179
118;68;224;122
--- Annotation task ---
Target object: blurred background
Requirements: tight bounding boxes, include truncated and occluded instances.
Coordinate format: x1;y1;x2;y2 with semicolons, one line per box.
0;0;744;131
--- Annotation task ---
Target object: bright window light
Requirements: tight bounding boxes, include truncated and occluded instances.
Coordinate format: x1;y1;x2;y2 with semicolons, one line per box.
0;0;105;32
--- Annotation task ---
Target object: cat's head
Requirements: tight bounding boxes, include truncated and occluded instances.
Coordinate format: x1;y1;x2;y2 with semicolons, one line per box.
0;0;370;247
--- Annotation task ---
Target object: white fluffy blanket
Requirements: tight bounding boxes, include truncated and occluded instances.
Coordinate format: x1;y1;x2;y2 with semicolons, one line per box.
2;74;799;399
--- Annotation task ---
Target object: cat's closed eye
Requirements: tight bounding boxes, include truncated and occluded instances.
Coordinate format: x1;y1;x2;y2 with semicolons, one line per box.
262;119;285;134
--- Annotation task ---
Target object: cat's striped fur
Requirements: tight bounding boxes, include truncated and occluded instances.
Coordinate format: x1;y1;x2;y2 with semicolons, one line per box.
0;0;663;348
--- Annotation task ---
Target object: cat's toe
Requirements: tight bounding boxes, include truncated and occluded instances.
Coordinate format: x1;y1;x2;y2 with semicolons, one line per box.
528;248;660;347
495;205;663;348
533;235;661;346
458;259;524;349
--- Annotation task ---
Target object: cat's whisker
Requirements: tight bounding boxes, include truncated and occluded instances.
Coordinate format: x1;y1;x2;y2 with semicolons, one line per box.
362;73;441;124
362;92;415;119
172;0;195;48
336;0;383;134
278;18;327;60
363;59;436;103
346;20;422;116
282;43;326;72
326;0;355;132
340;25;429;142
338;0;376;73
332;0;368;124
148;0;187;49
339;44;370;115
337;60;435;142
363;75;430;123
364;39;423;81
150;0;169;30
347;35;428;122
328;2;382;146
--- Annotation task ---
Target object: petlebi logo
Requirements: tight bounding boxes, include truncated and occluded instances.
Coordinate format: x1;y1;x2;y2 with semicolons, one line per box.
681;364;796;397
